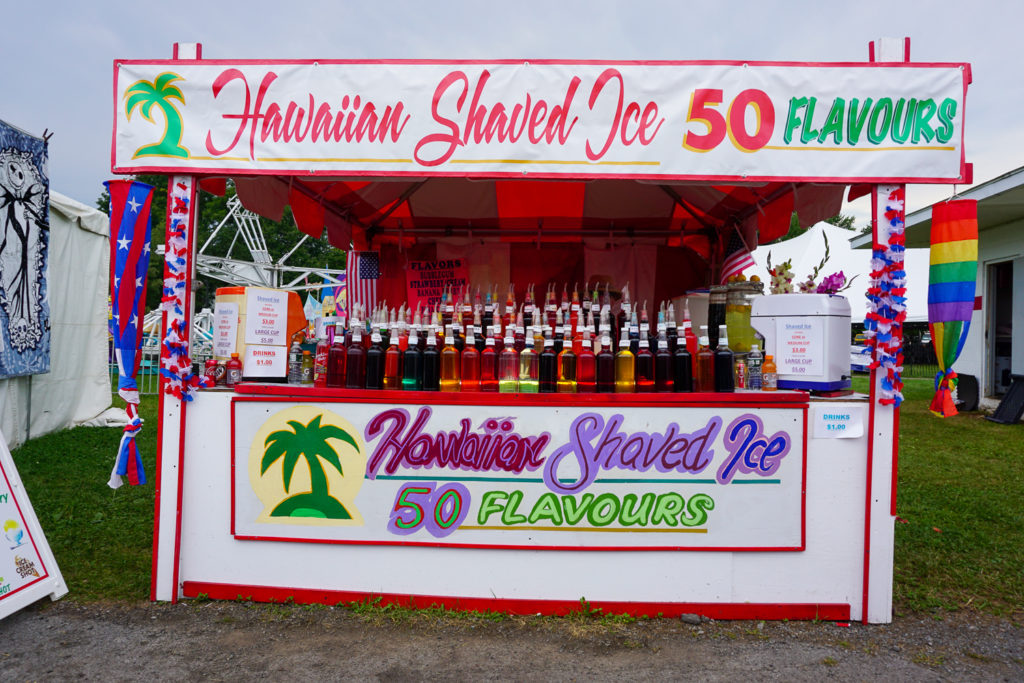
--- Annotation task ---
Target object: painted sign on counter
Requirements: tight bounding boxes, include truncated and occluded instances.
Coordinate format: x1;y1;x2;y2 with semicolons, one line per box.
231;399;807;550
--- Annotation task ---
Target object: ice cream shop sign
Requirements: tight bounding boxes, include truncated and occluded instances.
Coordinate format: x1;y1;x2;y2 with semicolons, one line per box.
232;398;806;551
114;60;969;182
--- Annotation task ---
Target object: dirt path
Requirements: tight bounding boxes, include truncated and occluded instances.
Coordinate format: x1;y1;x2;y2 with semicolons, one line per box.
1;600;1021;681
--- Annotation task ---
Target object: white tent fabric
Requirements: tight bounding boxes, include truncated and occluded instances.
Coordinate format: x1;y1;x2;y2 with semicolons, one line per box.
748;222;930;323
0;191;117;449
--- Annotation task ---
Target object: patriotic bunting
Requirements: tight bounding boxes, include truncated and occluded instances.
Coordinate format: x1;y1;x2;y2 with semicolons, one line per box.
864;186;907;407
160;176;211;403
105;179;153;488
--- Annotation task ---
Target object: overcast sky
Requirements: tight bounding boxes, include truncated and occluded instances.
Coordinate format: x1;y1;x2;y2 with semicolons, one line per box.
3;0;1020;225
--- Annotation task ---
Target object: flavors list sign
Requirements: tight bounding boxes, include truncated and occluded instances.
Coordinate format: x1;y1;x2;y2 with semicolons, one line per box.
232;400;807;550
114;60;969;183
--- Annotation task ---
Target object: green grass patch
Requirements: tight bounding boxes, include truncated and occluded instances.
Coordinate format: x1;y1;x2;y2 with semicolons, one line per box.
9;381;1024;618
854;376;1024;616
10;393;159;601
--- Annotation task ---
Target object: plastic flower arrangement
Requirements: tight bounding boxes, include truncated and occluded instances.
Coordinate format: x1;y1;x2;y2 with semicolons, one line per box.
766;232;856;295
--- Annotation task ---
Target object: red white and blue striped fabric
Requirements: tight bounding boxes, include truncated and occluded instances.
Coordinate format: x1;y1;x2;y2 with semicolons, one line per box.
105;179;154;488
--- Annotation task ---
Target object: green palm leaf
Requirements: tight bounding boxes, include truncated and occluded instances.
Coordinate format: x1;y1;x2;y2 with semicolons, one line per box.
261;437;289;475
281;449;301;492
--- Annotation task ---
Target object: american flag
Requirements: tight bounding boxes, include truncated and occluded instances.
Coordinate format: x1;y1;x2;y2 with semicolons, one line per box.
720;228;755;284
346;251;379;317
105;179;154;487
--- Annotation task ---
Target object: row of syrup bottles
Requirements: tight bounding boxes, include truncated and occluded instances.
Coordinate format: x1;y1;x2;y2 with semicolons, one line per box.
310;302;768;393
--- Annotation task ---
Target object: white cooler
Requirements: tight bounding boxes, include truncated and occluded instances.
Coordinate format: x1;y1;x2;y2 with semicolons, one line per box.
751;294;852;391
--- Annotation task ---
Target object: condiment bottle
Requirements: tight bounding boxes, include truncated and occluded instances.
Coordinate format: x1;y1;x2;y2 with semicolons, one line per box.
762;354;778;391
479;335;498;392
614;335;635;393
345;326;366;389
655;337;673;392
713;324;734;393
596;332;615;393
635;330;655;393
402;328;423;391
365;331;385;390
694;332;715;393
498;331;519;393
539;337;557;393
439;329;460;392
225;353;242;388
422;333;440;391
460;327;481;392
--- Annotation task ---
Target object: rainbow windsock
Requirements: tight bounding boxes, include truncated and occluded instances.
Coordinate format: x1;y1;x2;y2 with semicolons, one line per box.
927;199;978;417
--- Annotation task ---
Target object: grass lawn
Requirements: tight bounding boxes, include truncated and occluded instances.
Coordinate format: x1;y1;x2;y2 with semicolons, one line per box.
9;381;1024;616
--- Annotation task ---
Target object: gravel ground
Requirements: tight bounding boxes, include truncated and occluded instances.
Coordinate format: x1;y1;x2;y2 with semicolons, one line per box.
0;600;1021;681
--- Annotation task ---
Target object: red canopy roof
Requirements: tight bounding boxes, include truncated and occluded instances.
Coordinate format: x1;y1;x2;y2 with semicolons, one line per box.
224;175;845;252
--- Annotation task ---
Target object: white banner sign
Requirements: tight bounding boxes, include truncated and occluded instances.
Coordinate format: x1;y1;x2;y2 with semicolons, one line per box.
113;60;968;182
231;399;807;550
213;302;238;360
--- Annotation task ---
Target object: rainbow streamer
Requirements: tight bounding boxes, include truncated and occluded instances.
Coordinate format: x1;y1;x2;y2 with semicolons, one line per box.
927;200;978;417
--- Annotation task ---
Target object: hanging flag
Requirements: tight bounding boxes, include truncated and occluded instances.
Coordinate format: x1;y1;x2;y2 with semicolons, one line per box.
927;199;978;417
720;228;755;283
346;251;379;318
105;179;154;488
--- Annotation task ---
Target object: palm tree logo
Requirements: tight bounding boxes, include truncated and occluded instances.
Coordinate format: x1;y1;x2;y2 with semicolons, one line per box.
124;72;190;159
261;414;359;519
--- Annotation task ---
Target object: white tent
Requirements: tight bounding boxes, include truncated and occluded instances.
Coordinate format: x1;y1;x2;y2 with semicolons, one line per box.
749;222;930;323
0;191;118;449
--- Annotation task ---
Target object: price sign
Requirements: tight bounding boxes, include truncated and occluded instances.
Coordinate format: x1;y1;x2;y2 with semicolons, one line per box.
213;302;238;360
812;406;865;439
777;319;823;376
244;288;288;346
242;345;287;379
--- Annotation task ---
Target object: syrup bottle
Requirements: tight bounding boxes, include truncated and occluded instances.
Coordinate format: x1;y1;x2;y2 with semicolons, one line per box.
365;330;385;390
498;331;519;393
313;334;330;388
673;334;693;393
615;335;635;393
327;329;346;388
694;331;715;393
479;334;498;392
557;340;577;394
439;329;460;392
421;333;440;391
518;335;540;393
345;326;366;389
383;325;403;390
539;337;557;393
576;330;596;393
655;336;673;392
714;324;735;393
402;328;423;391
461;326;481;392
596;332;615;393
635;330;655;393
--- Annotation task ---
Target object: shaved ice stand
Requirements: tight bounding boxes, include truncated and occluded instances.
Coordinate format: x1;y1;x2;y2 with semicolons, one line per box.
112;40;970;623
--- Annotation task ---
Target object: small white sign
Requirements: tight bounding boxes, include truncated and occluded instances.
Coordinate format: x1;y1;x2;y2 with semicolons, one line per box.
244;288;288;346
243;345;288;378
812;406;864;439
778;319;823;377
213;302;238;359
